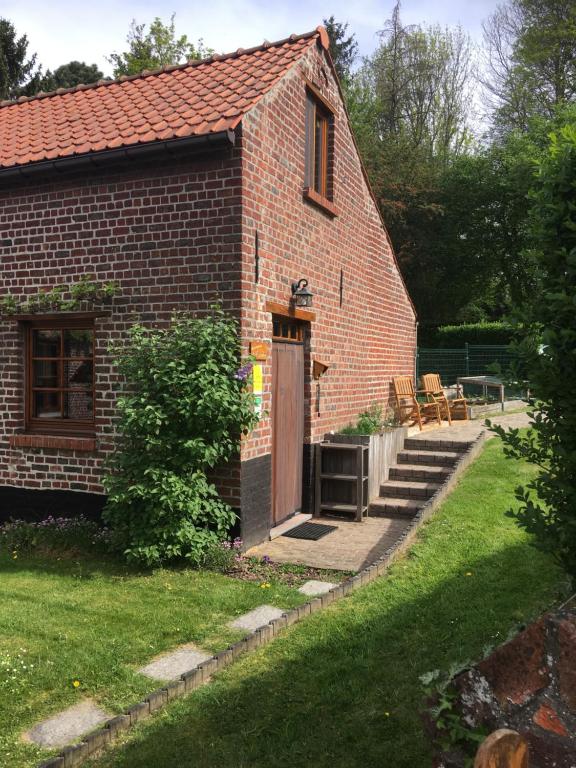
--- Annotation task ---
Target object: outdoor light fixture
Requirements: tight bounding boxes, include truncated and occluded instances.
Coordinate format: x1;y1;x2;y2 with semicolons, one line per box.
291;278;313;308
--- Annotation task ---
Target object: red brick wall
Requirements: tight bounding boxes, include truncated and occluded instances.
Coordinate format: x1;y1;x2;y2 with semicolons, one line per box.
0;45;416;530
239;41;417;463
0;148;243;502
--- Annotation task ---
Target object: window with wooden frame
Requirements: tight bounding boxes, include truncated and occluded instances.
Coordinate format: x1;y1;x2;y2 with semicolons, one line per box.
25;318;95;435
272;315;305;343
304;88;334;208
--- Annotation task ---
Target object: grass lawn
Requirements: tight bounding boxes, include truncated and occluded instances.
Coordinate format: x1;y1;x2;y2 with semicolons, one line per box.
85;437;567;768
0;553;316;767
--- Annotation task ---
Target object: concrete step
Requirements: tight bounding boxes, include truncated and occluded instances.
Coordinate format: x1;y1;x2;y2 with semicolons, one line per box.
379;479;441;500
397;449;462;467
389;464;452;482
403;438;473;453
369;497;422;519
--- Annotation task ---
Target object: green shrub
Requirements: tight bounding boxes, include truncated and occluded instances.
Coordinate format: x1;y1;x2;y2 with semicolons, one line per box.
103;309;259;567
419;321;514;348
491;123;576;582
338;404;400;435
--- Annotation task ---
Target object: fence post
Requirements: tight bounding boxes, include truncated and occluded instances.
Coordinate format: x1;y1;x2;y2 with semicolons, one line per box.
465;343;470;376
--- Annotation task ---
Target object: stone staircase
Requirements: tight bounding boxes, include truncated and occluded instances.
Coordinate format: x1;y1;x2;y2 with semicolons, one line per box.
369;437;474;519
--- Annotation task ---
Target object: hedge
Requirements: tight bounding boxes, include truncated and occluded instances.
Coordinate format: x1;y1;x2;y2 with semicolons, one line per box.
418;322;514;348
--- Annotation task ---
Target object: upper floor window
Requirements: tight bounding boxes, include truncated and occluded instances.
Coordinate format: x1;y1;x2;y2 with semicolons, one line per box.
25;318;95;435
304;87;335;212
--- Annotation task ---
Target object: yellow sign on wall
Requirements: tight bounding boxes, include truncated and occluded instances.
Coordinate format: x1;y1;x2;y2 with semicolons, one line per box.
253;363;263;416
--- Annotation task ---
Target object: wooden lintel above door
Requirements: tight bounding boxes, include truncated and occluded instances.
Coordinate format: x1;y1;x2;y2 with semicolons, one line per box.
265;300;315;323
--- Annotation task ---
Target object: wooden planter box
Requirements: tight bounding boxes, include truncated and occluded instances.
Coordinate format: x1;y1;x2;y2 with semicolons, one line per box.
323;427;408;504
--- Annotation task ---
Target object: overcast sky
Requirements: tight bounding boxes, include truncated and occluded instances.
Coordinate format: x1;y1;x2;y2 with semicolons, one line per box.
3;0;501;76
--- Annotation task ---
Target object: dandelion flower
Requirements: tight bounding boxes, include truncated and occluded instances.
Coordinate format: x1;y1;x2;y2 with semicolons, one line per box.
72;679;81;688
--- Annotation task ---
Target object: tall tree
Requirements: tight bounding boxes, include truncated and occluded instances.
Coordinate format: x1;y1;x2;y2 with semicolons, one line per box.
482;0;576;132
107;14;208;78
345;3;476;324
0;18;38;99
323;15;358;82
23;61;104;96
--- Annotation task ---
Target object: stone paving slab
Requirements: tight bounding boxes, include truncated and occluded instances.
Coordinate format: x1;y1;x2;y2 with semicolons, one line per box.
298;580;337;596
24;699;110;749
229;605;284;633
138;643;212;681
408;412;530;443
247;517;411;571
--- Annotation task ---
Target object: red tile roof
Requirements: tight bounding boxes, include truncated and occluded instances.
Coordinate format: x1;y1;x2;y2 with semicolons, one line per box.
0;27;329;170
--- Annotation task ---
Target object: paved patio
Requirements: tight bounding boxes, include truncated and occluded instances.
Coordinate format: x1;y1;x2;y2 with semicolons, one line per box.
246;516;411;572
248;412;531;572
407;411;530;442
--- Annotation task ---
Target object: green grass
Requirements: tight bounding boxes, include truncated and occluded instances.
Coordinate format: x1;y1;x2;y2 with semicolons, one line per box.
0;554;309;767
86;438;567;768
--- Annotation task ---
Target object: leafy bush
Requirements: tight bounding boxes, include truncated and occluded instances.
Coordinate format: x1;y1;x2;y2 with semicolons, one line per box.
0;516;109;556
338;404;400;435
491;123;576;581
103;309;259;567
419;321;514;348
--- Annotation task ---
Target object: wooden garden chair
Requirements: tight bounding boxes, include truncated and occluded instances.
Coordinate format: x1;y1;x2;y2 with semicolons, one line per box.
421;372;468;425
392;376;441;430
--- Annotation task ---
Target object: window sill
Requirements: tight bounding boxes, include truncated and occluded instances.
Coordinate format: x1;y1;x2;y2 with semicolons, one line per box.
302;188;338;218
9;434;97;452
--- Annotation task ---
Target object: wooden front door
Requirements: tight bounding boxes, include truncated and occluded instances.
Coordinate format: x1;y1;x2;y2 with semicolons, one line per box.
272;338;305;526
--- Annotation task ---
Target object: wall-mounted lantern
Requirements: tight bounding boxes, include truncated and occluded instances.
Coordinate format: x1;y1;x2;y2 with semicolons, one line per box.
291;278;313;308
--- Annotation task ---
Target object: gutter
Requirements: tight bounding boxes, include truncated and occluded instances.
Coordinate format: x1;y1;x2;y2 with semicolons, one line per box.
0;129;236;182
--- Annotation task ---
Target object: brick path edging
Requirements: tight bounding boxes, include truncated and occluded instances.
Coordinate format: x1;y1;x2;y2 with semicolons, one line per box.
37;431;488;768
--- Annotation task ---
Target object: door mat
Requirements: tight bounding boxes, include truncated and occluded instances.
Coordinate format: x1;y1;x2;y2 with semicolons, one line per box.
281;522;337;541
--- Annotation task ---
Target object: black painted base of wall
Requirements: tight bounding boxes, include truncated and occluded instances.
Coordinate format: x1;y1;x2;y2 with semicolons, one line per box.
0;486;106;523
240;453;272;549
302;443;316;515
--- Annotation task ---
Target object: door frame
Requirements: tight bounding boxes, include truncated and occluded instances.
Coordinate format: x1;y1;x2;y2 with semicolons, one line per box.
269;309;311;527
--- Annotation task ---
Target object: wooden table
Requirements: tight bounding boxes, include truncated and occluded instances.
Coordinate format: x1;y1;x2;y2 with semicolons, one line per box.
456;375;505;411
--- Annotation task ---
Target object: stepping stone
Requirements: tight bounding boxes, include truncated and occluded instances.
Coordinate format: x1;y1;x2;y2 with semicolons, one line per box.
24;699;110;749
298;579;337;596
138;643;212;681
229;605;284;633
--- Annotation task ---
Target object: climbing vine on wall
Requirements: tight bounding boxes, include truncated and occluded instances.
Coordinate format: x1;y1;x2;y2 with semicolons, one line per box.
0;275;120;316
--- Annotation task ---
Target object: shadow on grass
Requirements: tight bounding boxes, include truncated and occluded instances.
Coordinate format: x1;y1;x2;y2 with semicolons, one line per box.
92;542;566;768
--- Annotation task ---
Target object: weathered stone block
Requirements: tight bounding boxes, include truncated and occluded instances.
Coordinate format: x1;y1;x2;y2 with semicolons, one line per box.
181;667;203;692
82;727;111;753
105;714;131;737
477;619;548;707
146;688;168;712
556;615;576;712
297;602;311;620
164;679;186;700
126;701;150;726
198;657;218;682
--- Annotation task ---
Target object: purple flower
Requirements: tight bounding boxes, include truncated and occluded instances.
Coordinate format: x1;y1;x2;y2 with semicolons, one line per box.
262;555;272;564
234;362;253;381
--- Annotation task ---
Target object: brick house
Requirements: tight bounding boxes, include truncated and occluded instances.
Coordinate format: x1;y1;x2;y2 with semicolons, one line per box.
0;27;416;546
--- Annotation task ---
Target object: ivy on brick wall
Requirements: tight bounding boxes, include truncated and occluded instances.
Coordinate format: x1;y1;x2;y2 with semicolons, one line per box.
0;275;120;315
